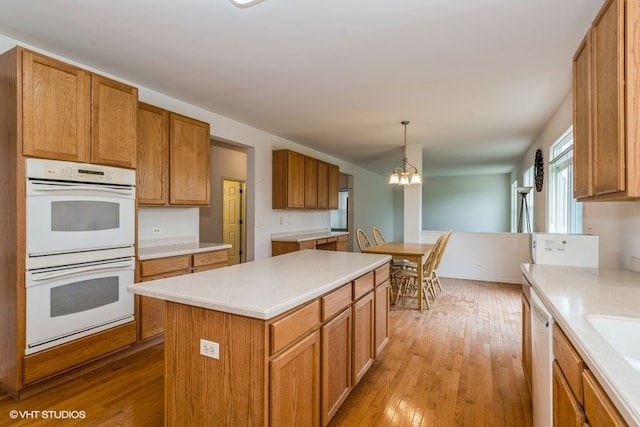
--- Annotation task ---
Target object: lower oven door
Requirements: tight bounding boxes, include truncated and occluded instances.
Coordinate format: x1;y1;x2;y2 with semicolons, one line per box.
25;257;135;355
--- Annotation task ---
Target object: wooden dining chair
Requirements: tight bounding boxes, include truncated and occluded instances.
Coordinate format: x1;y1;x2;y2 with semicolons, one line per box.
371;226;385;245
431;230;452;293
355;228;372;252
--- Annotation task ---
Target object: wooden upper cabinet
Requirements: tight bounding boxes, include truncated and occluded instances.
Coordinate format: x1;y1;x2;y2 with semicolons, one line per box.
573;0;640;200
317;160;329;209
328;163;339;210
137;102;168;205
169;112;210;206
22;50;91;162
591;0;625;196
273;150;305;209
91;75;138;168
273;149;340;210
21;48;138;168
304;156;318;209
572;32;593;199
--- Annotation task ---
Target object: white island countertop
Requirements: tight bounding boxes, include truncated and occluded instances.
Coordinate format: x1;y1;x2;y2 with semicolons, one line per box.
521;263;640;426
129;250;390;320
138;242;231;260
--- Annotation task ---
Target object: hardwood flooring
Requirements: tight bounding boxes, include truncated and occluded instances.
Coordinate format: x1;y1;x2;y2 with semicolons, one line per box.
0;278;531;426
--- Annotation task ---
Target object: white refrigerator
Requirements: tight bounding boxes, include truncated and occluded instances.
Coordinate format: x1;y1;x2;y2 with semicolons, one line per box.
530;233;599;268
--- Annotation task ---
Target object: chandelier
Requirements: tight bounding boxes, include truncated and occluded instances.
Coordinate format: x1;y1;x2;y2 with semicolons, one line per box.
389;121;422;185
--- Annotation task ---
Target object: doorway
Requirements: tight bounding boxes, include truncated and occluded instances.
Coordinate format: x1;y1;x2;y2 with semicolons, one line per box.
223;179;246;265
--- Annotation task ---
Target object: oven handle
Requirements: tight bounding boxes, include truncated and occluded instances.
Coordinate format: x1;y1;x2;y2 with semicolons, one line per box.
29;181;134;196
30;260;134;282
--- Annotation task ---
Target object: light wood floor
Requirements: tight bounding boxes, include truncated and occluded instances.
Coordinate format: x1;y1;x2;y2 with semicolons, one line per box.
0;278;531;426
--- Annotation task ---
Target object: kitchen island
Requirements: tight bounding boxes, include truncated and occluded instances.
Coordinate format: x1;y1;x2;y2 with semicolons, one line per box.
128;249;391;426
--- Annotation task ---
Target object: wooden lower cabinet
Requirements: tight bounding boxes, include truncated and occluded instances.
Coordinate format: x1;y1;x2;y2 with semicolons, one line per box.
353;291;375;386
322;308;352;425
272;234;348;257
552;322;627;427
374;280;390;357
271;331;321;427
553;361;585;427
137;249;228;341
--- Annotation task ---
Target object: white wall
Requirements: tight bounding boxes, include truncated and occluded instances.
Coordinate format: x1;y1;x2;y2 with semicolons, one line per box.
200;143;247;244
422;174;511;232
421;230;530;284
514;92;640;270
0;34;397;261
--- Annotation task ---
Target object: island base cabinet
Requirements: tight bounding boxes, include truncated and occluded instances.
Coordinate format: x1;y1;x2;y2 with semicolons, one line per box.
321;308;352;425
270;331;321;427
164;303;268;427
352;292;374;386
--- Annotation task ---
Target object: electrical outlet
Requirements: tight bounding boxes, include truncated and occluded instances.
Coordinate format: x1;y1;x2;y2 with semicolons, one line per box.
200;339;219;360
152;227;161;234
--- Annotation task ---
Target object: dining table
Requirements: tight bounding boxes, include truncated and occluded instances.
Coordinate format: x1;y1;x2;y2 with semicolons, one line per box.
361;242;434;311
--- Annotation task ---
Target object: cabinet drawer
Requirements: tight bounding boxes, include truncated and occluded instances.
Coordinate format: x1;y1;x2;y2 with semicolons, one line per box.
353;271;374;300
553;323;585;404
338;235;348;243
316;238;328;245
192;250;228;268
322;284;352;320
583;370;626;426
374;264;390;286
271;300;320;355
140;255;191;277
298;240;316;250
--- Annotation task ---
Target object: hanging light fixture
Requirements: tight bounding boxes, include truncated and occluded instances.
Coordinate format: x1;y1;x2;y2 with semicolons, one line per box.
229;0;264;7
389;121;422;185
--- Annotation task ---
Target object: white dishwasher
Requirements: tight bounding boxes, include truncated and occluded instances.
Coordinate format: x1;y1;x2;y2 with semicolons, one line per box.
530;288;554;427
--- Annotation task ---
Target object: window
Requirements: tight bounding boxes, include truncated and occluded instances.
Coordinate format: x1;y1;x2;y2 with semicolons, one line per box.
548;128;582;233
511;179;518;232
518;165;535;232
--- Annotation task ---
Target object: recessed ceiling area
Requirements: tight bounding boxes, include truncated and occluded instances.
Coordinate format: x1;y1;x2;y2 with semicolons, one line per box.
0;0;604;177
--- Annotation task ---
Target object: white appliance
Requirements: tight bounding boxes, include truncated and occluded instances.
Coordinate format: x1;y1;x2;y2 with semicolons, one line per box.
24;158;136;355
531;233;599;268
530;288;554;427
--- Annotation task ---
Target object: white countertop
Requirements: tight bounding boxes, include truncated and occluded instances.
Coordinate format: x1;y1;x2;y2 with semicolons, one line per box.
138;242;231;260
271;230;349;242
521;263;640;426
129;250;390;320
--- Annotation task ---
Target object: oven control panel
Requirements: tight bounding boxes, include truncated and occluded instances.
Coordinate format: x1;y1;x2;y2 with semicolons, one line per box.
26;158;135;186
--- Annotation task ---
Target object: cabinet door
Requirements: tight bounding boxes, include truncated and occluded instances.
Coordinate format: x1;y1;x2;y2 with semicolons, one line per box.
583;370;626;427
304;156;318;209
521;294;532;392
138;267;188;340
321;308;352;425
573;32;593;199
270;330;320;427
592;0;625;196
352;291;374;385
91;74;138;168
328;163;339;210
169;113;210;206
317;161;329;209
287;151;305;208
374;281;389;357
137;102;169;205
22;50;90;162
553;361;585;427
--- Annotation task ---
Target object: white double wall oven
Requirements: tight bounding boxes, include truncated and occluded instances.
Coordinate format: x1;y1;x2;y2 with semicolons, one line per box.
25;159;136;355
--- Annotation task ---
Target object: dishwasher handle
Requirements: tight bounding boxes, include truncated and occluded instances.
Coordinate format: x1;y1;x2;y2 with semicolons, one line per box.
532;303;550;329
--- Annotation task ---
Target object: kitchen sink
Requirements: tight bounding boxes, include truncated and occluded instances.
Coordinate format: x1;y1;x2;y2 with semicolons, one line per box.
586;314;640;372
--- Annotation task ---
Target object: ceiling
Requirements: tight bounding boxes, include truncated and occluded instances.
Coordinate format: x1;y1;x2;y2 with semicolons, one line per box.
0;0;604;177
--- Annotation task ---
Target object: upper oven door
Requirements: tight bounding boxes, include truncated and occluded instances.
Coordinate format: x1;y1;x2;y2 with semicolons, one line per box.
26;180;135;256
